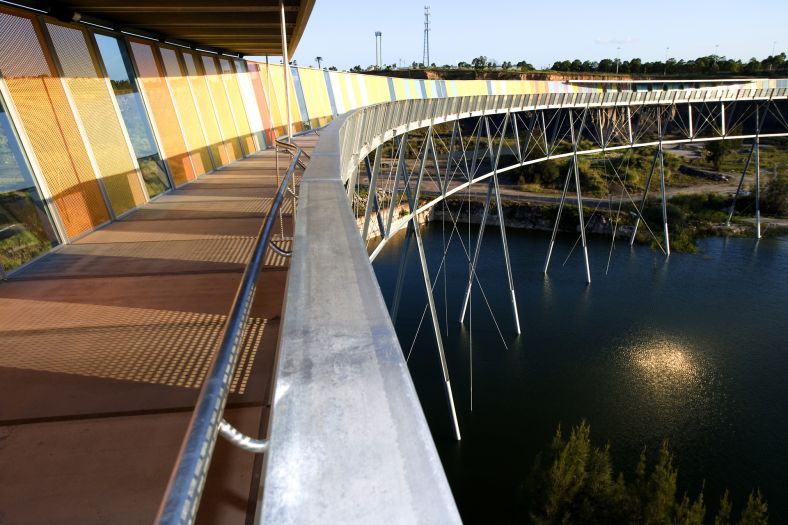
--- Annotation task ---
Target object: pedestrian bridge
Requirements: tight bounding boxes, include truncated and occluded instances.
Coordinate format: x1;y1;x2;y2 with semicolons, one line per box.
1;1;787;524
271;86;788;524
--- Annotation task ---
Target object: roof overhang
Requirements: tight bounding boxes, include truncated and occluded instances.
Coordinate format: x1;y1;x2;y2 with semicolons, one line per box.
10;0;315;57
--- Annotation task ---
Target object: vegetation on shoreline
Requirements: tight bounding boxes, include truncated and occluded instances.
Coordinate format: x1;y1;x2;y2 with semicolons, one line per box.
349;52;786;78
521;421;768;524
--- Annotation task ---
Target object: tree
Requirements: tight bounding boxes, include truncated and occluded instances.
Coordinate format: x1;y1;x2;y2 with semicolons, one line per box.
704;140;734;171
516;60;534;71
471;55;488;69
501;60;513;70
328;66;337;71
350;65;363;72
315;56;323;69
458;61;471;69
763;170;788;216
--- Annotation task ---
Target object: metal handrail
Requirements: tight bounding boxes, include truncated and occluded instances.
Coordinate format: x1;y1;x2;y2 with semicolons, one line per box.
154;143;303;525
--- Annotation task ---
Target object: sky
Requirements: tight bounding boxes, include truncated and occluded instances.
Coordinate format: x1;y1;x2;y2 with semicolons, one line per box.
285;0;787;71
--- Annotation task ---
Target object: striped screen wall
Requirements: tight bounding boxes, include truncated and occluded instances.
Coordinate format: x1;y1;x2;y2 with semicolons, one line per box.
0;4;773;270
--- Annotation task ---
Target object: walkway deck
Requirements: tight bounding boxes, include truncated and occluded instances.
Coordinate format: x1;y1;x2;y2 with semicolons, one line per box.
0;137;315;525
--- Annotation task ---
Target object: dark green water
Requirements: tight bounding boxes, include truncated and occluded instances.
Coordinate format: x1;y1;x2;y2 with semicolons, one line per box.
373;223;788;523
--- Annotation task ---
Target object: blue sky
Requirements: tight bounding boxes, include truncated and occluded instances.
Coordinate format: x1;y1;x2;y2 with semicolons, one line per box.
287;0;787;70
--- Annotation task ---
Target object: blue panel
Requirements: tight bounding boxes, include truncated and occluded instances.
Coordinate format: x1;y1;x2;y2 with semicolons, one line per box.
323;70;338;116
486;79;493;95
387;77;396;101
290;66;311;129
418;79;427;99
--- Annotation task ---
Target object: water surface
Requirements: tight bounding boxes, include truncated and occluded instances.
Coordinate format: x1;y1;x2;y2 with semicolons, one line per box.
373;224;788;523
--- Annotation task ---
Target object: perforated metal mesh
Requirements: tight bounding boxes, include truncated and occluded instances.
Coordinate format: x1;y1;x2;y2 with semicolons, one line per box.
46;22;146;216
130;40;195;186
0;9;110;239
182;52;229;166
219;58;255;154
202;55;244;161
159;47;212;175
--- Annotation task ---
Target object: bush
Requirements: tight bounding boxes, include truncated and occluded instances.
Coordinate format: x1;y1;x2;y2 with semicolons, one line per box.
762;172;788;217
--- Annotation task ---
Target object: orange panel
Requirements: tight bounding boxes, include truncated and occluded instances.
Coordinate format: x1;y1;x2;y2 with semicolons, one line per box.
0;9;109;239
159;46;212;174
129;39;195;185
201;56;243;161
46;21;146;216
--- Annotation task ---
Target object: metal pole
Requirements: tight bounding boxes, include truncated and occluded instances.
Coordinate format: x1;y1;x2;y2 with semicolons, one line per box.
459;179;493;322
362;148;385;240
755;107;761;239
390;228;412;322
573;134;592;283
279;1;293;141
469;119;484;176
486;114;521;332
543;160;574;272
385;134;408;238
413;215;461;441
658;145;670;256
629;146;660;245
726;142;755;227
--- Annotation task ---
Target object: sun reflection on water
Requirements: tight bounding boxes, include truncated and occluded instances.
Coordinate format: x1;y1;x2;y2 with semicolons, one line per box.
628;337;703;395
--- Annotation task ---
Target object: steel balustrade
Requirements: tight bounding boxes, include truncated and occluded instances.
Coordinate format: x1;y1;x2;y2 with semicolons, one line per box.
154;139;302;525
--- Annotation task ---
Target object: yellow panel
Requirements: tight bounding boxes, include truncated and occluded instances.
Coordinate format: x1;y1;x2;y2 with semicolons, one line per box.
129;40;195;185
182;52;229;166
46;21;145;216
218;58;254;154
159;46;212;175
201;55;243;161
393;78;407;100
298;67;332;127
0;9;109;238
261;63;284;134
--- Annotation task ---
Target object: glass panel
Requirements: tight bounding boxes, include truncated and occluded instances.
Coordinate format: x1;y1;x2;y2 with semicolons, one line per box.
94;33;170;197
0;97;59;272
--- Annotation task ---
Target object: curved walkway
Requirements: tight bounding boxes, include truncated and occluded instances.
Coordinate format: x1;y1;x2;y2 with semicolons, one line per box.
0;140;311;525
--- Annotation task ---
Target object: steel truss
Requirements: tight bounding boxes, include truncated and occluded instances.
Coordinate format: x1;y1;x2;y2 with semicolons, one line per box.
350;93;788;440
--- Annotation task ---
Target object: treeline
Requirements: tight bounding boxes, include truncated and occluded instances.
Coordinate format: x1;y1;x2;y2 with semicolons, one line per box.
523;421;769;524
352;52;786;76
550;53;787;75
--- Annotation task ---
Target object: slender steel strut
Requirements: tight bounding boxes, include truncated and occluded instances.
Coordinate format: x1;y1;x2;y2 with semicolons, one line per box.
572;120;592;283
629;146;660;246
413;213;461;441
726;142;755;227
487;114;521;332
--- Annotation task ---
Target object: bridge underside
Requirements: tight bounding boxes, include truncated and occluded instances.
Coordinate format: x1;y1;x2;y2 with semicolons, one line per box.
0;138;314;524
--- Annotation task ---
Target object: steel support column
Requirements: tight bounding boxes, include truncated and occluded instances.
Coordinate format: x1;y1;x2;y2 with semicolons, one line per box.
726;142;755;227
630;147;661;245
362;147;385;240
279;0;293;141
572;119;592;283
485;114;521;332
659;143;670;256
459;179;494;322
413;213;462;441
755;107;762;238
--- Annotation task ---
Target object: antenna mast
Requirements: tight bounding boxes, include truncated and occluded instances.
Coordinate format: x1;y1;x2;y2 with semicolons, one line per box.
422;5;430;67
